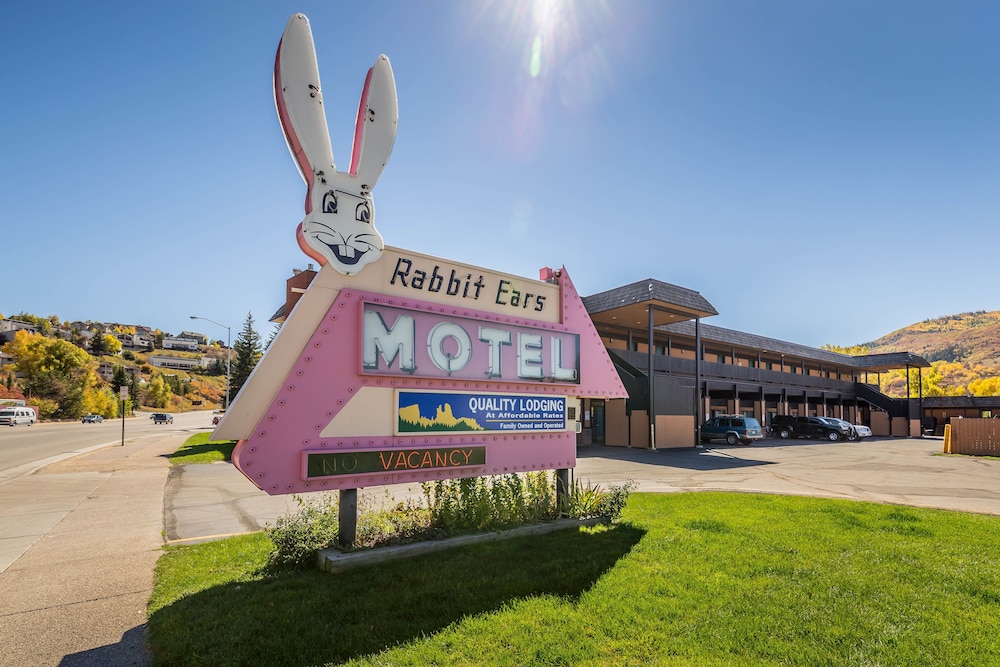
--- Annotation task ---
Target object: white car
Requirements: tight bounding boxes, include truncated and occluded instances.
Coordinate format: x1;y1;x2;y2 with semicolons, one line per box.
852;423;873;439
819;417;871;441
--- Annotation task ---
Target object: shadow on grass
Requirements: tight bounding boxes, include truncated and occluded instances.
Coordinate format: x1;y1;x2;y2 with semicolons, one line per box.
165;441;235;462
148;522;646;666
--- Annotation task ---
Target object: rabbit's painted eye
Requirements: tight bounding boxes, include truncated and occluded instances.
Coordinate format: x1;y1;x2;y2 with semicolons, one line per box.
323;191;338;214
356;201;371;223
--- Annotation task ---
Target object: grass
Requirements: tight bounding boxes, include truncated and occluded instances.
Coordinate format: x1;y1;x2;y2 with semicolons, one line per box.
148;492;1000;666
166;432;236;465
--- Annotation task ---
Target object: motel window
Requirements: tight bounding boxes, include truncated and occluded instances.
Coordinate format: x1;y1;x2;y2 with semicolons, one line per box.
717;354;726;364
655;345;665;355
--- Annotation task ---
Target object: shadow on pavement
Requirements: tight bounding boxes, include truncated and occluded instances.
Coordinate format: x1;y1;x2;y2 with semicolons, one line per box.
577;445;776;471
59;625;148;667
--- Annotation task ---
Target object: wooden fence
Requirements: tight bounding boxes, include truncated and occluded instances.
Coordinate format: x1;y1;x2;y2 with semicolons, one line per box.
947;419;1000;456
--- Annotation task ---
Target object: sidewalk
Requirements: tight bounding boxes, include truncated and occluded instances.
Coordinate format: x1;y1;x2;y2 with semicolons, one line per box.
0;433;178;667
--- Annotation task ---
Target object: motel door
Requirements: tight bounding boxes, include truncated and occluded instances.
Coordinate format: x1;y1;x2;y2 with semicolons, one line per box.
592;401;605;445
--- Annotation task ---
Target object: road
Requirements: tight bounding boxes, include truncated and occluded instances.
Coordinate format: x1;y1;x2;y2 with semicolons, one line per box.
0;411;215;485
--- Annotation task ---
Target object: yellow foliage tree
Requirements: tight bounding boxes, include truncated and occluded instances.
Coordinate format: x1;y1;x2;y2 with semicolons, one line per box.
146;375;172;409
968;376;1000;396
2;330;103;418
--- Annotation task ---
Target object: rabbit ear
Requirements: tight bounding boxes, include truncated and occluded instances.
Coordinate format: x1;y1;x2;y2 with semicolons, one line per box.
348;55;398;192
274;14;336;195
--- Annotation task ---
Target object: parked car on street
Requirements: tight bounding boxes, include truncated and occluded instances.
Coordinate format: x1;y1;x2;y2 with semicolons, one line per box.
701;415;763;445
81;414;104;424
770;415;852;441
151;412;174;424
0;406;36;426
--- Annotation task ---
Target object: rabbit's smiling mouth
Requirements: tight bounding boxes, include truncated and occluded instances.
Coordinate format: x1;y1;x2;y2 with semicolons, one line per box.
308;222;380;266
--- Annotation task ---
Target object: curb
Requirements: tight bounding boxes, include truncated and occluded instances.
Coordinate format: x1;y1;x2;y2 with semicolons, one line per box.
317;516;609;573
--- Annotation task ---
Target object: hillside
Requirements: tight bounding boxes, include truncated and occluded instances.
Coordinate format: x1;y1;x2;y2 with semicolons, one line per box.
861;310;1000;367
844;310;1000;397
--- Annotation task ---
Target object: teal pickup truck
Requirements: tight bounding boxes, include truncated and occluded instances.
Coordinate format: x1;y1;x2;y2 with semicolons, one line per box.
700;415;764;445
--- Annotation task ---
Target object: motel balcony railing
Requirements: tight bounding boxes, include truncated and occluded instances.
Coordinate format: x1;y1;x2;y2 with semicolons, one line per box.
615;350;857;395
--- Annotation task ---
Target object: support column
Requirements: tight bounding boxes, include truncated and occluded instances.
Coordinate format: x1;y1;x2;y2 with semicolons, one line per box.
694;317;702;446
648;305;656;451
918;367;924;437
338;488;357;548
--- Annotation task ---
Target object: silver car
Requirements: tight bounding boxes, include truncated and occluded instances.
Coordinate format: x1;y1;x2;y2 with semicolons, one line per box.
819;417;871;441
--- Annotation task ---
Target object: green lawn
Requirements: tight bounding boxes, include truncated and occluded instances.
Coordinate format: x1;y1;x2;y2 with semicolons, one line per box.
148;492;1000;666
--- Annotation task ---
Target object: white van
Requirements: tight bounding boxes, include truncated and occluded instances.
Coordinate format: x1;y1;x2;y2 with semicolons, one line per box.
0;407;36;426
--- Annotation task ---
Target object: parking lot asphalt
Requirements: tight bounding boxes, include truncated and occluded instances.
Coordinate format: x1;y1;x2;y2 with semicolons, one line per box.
1;433;998;665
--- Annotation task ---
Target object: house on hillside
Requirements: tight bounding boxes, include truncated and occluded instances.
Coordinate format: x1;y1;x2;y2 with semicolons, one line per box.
148;355;209;371
97;361;142;382
0;319;38;344
162;337;200;351
179;330;209;345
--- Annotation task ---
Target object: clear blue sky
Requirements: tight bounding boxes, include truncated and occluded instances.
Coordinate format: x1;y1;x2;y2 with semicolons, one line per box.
3;1;998;349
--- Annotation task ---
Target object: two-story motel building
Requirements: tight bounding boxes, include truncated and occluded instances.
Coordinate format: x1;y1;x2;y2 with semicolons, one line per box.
581;279;931;448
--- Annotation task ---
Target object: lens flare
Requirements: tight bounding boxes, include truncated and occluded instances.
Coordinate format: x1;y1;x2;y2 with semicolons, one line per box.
457;0;625;159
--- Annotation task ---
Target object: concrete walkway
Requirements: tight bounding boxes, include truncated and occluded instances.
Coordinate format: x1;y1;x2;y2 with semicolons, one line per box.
1;433;998;666
0;434;177;667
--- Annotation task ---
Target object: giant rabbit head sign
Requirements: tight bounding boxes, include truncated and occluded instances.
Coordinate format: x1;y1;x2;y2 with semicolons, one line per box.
275;13;397;275
213;14;626;496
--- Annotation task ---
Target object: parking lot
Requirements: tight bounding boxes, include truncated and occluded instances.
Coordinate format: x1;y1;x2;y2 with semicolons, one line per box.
573;436;1000;517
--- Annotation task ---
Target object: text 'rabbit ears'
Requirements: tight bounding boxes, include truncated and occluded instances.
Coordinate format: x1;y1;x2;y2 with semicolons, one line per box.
274;13;398;197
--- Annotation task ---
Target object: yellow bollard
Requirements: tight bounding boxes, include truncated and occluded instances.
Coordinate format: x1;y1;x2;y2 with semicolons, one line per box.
943;424;952;454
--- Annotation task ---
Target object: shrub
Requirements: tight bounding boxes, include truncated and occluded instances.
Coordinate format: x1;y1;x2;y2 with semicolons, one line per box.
355;500;439;548
598;480;638;521
267;474;637;566
266;494;340;567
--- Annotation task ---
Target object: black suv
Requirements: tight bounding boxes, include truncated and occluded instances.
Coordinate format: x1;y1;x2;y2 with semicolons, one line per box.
700;415;763;445
151;412;174;425
770;415;851;441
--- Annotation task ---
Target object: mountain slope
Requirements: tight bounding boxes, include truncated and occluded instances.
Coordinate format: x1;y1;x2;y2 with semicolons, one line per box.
861;310;1000;368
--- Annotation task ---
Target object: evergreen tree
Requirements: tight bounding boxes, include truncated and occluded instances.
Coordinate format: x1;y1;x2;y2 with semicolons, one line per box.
129;373;141;413
110;365;128;395
230;311;263;400
89;332;108;356
266;322;281;350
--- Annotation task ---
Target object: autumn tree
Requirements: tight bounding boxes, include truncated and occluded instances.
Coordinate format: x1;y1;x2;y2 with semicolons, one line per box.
2;330;102;418
89;333;122;357
146;375;172;409
969;376;1000;396
230;312;263;400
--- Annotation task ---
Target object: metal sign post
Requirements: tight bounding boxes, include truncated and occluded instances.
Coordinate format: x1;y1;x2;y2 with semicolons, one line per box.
120;386;128;446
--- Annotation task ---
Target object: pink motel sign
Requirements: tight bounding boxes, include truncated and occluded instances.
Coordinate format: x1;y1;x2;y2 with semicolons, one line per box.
210;15;626;495
212;249;627;495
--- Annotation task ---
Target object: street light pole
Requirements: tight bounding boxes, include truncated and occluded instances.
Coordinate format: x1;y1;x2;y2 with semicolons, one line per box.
190;315;231;410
